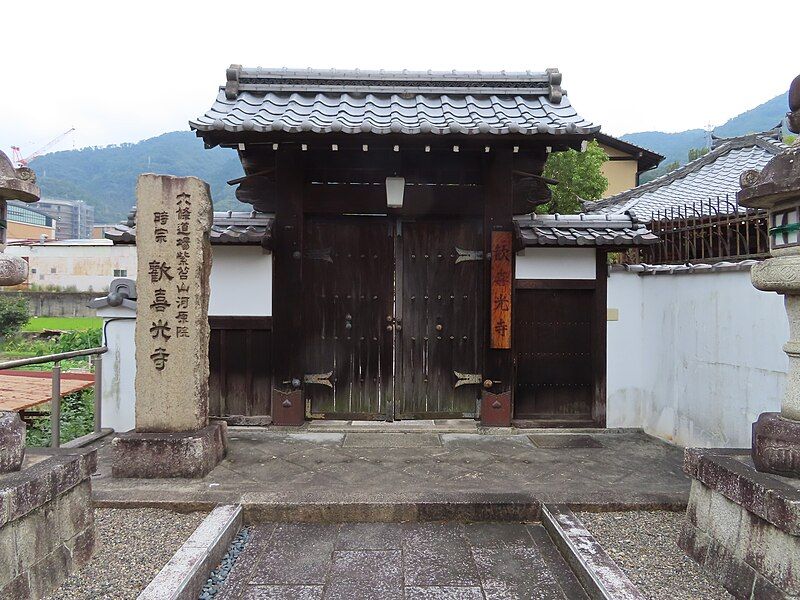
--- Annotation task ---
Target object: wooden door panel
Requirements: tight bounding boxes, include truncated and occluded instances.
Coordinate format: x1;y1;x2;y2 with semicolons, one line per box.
398;220;484;418
303;217;392;418
514;287;594;419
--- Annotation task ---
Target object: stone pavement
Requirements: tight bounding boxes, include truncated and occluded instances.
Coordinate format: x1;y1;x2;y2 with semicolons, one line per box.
91;426;690;512
216;522;588;600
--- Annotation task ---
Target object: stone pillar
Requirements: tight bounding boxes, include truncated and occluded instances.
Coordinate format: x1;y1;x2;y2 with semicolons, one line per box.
112;174;227;478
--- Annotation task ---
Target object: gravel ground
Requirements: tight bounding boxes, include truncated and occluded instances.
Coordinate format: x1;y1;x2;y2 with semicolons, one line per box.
45;508;206;600
577;510;732;600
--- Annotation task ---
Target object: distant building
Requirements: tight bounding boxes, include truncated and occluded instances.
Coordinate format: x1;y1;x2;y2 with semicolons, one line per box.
594;133;664;197
92;224;118;239
5;201;56;241
34;198;94;239
4;239;136;292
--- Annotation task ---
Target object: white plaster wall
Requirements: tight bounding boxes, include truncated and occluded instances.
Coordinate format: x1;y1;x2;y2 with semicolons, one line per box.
209;246;272;316
96;305;136;433
607;269;788;448
515;248;596;279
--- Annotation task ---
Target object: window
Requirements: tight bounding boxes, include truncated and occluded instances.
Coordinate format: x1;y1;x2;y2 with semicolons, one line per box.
113;269;127;277
30;268;36;274
50;267;56;274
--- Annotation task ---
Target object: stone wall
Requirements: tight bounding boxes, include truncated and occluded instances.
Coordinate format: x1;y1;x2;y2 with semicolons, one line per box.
0;449;96;599
679;449;800;599
0;290;98;318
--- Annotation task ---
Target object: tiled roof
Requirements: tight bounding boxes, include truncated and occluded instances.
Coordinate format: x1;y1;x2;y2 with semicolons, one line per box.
586;132;787;218
191;66;600;137
516;213;658;247
105;209;273;246
610;260;758;276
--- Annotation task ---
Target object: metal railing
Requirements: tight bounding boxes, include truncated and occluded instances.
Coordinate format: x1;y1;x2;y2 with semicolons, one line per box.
0;346;107;448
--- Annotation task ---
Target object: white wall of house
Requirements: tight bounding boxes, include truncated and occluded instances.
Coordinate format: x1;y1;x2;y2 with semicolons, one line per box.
515;248;596;279
6;242;137;292
606;267;788;448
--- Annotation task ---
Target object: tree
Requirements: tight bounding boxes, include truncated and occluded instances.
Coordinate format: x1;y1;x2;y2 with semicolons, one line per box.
0;296;30;337
539;140;608;214
663;160;681;173
688;147;710;161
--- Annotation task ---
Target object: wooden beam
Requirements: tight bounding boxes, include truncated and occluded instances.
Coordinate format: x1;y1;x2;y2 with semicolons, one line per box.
592;250;608;427
481;147;515;426
270;150;305;425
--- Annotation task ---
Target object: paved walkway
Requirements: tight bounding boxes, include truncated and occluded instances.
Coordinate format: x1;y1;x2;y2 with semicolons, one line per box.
217;522;588;600
92;428;690;511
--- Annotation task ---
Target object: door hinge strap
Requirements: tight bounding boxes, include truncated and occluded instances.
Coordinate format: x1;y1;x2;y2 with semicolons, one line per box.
454;371;482;388
454;247;483;264
304;371;334;388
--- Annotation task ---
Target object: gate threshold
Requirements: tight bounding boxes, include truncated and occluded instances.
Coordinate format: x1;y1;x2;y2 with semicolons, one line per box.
305;419;480;433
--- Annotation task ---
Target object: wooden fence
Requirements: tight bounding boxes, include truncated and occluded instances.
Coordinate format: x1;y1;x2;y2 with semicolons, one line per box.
632;195;770;265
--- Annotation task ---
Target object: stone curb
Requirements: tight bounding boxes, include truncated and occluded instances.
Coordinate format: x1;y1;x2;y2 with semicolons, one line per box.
241;495;541;523
137;504;242;600
684;447;800;536
541;503;645;600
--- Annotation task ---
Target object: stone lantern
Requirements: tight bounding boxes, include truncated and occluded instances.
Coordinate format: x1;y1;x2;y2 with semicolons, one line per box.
739;74;800;478
678;78;800;599
0;149;39;286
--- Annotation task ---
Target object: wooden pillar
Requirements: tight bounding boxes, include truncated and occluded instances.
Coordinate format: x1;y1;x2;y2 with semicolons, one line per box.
271;149;305;425
592;250;608;427
481;147;514;426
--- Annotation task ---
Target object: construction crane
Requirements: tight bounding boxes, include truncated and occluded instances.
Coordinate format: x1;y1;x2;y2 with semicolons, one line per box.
11;127;76;167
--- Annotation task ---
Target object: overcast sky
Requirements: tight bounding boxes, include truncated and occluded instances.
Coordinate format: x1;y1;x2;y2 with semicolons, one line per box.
2;0;797;157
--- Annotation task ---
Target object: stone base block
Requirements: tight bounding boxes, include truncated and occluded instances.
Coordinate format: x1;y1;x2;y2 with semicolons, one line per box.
112;420;227;479
681;448;800;599
752;412;800;478
0;411;25;473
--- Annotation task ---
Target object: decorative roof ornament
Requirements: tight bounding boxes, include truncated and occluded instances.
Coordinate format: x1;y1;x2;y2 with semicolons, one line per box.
738;75;800;209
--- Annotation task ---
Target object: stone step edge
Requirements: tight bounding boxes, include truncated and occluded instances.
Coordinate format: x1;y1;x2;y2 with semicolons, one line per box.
137;504;242;600
541;503;646;600
92;494;684;520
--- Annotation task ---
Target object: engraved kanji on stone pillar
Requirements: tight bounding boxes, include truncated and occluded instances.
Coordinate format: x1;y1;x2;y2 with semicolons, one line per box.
134;174;212;432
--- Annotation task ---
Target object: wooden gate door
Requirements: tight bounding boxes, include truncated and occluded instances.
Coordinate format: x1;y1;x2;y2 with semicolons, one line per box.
396;220;485;418
514;286;595;424
303;217;393;419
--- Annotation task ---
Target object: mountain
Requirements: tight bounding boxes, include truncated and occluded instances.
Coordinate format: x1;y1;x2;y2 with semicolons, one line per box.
30;131;243;223
623;91;788;182
26;91;791;223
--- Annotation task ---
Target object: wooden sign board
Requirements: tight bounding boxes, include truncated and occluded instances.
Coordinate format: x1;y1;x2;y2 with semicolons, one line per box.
490;230;513;349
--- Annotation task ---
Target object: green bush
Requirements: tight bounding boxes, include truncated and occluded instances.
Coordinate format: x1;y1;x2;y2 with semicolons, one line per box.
25;388;94;447
0;296;30;337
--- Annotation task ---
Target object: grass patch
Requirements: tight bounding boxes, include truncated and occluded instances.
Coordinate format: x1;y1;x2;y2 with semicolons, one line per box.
22;317;103;332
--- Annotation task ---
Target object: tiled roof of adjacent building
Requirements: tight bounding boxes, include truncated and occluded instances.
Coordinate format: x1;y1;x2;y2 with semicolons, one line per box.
515;213;658;247
190;66;600;137
585;130;787;218
105;209;273;247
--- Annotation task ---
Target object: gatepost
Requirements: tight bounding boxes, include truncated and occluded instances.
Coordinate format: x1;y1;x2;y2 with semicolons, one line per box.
112;174;227;478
